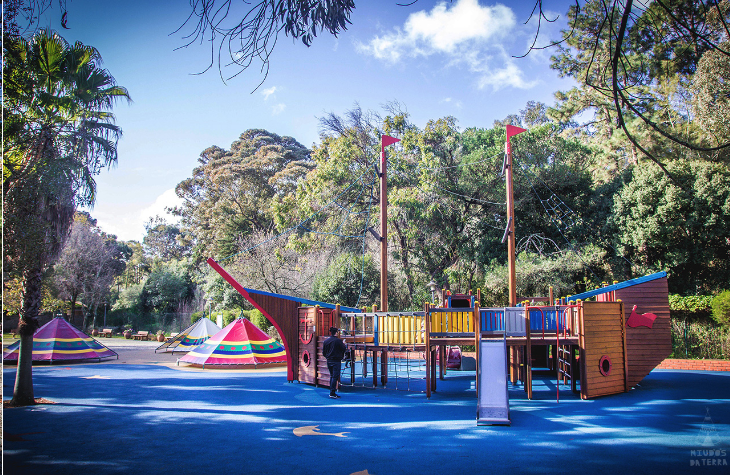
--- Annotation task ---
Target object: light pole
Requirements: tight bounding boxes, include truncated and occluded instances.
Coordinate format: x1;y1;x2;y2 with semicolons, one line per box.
103;301;107;327
427;280;438;306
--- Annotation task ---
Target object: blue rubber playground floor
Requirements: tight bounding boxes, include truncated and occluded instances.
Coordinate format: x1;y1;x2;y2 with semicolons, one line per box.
3;363;729;475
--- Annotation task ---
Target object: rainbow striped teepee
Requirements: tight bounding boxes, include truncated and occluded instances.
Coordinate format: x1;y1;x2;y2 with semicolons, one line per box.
178;317;285;367
3;317;117;363
155;317;221;353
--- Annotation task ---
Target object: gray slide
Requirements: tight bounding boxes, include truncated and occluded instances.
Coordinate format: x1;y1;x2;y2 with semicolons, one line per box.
477;337;510;425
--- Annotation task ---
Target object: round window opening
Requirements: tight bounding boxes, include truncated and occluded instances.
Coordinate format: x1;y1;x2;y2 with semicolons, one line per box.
302;350;311;368
599;355;611;376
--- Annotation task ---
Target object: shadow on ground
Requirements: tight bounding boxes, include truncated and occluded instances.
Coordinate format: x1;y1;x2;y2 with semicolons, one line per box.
3;363;729;475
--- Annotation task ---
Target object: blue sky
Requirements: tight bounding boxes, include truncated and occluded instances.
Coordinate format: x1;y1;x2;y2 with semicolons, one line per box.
28;0;577;241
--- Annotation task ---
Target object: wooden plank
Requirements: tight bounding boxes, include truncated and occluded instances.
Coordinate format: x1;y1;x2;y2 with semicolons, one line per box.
581;330;624;340
584;377;626;388
584;348;625;358
585;381;628;392
626;334;671;343
627;347;673;356
627;348;672;355
585;375;627;386
627;330;672;338
581;309;623;318
585;381;626;391
583;343;626;353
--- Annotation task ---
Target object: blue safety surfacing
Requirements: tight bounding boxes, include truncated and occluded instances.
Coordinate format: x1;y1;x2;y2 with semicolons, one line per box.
3;365;729;475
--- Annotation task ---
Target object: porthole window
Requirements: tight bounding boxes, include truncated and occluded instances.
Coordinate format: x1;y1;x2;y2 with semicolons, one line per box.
599;355;611;376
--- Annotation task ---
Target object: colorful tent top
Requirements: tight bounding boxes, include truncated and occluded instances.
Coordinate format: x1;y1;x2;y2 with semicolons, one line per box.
178;317;286;367
3;317;118;363
155;317;221;353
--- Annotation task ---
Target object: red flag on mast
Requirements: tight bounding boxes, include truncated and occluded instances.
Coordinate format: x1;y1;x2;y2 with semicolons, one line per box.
506;124;527;139
505;125;526;154
382;134;400;165
382;134;400;148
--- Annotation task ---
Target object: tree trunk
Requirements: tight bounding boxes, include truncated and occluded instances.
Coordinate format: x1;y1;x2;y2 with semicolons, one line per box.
68;294;78;324
11;267;43;406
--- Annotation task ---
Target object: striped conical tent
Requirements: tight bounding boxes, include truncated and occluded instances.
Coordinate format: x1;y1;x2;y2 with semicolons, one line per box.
178;317;285;367
3;317;117;363
155;317;221;353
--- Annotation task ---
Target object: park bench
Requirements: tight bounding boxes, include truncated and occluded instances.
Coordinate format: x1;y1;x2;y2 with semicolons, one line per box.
165;332;179;342
132;330;150;341
10;328;20;338
100;328;113;338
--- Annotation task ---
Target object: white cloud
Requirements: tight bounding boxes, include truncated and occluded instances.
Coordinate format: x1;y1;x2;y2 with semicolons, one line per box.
87;189;183;242
357;0;515;61
357;0;541;91
440;97;463;109
406;0;513;53
272;103;286;115
140;188;183;224
261;86;277;100
475;61;538;91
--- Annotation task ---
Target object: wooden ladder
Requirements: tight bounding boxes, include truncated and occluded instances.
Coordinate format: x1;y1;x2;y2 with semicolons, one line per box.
557;345;579;394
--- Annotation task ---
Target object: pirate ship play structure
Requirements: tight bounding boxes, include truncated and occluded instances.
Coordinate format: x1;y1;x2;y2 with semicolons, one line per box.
206;129;672;425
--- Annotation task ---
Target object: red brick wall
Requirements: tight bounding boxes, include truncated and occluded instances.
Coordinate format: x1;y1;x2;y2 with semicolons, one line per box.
657;359;730;371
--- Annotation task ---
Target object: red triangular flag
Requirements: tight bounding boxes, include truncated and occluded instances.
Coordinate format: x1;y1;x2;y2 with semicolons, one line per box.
506;125;527;139
382;135;400;148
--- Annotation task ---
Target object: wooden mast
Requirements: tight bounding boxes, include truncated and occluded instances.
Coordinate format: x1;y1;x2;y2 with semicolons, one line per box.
504;125;526;306
380;135;400;312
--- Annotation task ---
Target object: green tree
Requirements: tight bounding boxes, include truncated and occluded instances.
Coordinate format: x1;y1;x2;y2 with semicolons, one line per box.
111;283;144;326
2;29;129;406
141;261;195;315
174;129;314;261
481;245;608;306
613;161;730;294
691;41;730;163
389;117;596;297
289;105;599;307
311;253;379;309
52;213;130;330
548;0;730;178
116;240;150;288
143;216;190;261
177;0;355;83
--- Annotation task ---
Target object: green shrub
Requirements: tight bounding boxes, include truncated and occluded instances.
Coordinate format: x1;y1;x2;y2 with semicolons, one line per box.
221;309;239;327
242;308;271;332
711;290;730;327
668;294;713;321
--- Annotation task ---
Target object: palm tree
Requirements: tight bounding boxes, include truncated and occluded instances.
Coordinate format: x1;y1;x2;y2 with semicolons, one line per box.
3;29;131;406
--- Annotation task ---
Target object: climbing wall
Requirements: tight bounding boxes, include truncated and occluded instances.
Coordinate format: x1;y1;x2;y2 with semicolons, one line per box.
578;301;627;399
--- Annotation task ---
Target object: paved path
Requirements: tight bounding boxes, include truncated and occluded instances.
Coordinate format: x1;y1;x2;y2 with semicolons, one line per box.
3;344;729;475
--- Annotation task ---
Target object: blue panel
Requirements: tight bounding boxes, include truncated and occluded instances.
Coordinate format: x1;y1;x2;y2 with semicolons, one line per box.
529;309;558;332
242;287;361;313
480;310;505;331
566;272;667;302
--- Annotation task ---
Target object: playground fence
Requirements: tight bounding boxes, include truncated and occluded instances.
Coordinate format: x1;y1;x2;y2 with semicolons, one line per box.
671;318;730;360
